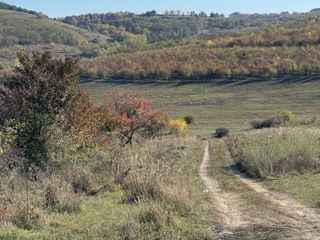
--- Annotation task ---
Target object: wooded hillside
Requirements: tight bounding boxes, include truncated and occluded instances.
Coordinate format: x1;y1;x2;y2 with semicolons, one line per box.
79;16;320;80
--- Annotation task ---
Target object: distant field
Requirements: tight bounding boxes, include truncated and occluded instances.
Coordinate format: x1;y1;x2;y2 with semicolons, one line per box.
82;75;320;138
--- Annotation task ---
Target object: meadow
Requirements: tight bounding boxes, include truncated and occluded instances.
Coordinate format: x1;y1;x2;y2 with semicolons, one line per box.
82;75;320;138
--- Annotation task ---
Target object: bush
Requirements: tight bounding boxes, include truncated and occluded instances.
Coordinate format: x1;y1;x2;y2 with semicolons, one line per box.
11;202;41;230
215;128;229;138
281;110;294;124
300;116;317;125
250;118;281;129
124;174;163;203
0;51;79;169
44;181;82;214
100;89;168;146
169;119;187;137
184;116;194;125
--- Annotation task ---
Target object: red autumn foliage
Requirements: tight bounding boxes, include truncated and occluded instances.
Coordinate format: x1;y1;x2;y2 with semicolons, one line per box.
99;89;167;146
79;18;320;80
0;201;8;222
64;88;103;148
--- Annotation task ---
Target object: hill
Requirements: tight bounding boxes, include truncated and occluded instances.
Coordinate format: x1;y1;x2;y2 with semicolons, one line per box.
61;10;320;43
0;6;113;70
0;1;42;17
2;2;320;79
79;16;320;80
0;8;153;70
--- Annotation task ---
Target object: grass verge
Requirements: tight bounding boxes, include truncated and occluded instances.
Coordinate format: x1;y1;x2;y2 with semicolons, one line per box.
228;128;320;209
0;137;214;239
229;128;320;178
208;140;292;239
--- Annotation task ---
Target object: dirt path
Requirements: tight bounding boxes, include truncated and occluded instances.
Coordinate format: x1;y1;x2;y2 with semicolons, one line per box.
220;139;320;239
199;141;245;231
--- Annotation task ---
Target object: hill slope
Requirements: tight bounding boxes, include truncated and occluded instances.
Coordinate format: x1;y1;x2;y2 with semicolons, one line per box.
0;7;112;69
62;10;320;43
79;16;320;80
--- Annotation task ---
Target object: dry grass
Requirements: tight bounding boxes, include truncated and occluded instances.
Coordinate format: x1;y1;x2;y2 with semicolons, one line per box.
229;128;320;178
0;137;214;239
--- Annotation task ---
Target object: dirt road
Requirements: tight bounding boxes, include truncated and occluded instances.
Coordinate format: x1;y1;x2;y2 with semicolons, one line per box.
200;140;320;240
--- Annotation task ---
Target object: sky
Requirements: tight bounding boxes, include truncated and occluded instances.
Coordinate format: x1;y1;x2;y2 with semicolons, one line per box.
3;0;320;18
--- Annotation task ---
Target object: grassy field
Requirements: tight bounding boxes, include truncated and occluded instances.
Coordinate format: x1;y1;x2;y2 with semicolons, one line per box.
228;127;320;209
207;140;295;239
0;138;215;239
263;171;320;208
82;75;320;138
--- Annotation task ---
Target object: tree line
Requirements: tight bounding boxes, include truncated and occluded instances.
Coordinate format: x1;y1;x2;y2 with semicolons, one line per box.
79;17;320;80
61;10;319;43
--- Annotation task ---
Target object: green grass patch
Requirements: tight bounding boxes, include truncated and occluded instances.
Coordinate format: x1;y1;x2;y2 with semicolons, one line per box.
263;171;320;209
82;76;320;138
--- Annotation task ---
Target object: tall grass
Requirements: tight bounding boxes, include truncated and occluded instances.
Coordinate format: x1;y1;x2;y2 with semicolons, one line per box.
0;137;213;239
230;128;320;178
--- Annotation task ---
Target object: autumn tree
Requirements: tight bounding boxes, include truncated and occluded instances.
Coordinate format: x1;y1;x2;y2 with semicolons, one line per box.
0;51;79;169
63;88;103;148
100;89;167;146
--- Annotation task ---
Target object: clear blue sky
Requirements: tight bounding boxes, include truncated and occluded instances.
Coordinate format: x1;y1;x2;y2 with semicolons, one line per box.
3;0;320;18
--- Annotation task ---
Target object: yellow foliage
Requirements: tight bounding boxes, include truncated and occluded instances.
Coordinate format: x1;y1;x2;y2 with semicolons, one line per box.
281;110;294;124
169;119;187;137
306;32;312;39
82;40;89;46
0;132;4;154
14;58;21;68
113;185;121;192
206;40;213;46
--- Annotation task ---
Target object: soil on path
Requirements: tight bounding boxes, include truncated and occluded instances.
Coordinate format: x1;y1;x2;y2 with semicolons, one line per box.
199;141;245;230
200;140;320;240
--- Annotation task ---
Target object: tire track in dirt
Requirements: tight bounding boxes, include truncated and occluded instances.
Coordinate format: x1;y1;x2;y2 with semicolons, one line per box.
222;139;320;240
199;141;246;232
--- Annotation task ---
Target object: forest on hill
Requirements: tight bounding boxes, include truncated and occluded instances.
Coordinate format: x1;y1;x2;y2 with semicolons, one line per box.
79;16;320;80
0;2;114;69
0;8;108;69
0;1;42;17
61;10;320;43
2;1;320;81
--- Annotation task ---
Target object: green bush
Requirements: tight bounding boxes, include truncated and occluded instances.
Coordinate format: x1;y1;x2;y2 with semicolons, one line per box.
11;202;41;230
281;110;294;124
0;51;79;169
184;116;194;125
250;118;282;129
215;128;229;138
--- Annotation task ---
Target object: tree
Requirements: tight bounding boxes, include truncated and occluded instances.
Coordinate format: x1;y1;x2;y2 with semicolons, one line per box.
0;51;79;169
199;11;207;17
64;88;102;148
100;89;167;146
71;17;78;25
145;10;157;17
